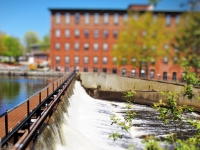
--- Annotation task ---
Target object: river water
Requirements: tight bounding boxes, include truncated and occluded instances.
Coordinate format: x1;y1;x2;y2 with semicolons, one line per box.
35;81;200;150
0;75;55;115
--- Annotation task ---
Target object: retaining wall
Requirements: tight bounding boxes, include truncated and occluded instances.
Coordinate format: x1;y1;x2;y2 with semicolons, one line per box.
77;72;200;111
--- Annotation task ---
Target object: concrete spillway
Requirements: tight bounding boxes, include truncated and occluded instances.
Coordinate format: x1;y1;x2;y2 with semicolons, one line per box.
33;81;200;150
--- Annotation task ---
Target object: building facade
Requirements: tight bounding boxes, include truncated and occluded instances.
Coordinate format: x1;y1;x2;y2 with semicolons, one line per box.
49;4;184;81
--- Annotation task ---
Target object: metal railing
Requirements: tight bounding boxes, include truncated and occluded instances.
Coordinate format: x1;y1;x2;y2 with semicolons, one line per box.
0;71;76;148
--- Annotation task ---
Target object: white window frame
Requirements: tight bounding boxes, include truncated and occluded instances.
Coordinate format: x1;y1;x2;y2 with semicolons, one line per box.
103;30;108;38
55;29;60;38
94;30;99;38
74;42;79;50
94;13;99;24
93;56;98;64
102;57;108;64
74;56;79;64
104;13;109;24
93;43;98;51
55;13;61;24
103;43;108;51
65;56;70;63
55;42;60;50
84;43;89;50
75;13;80;24
74;29;80;37
84;56;89;64
166;15;171;26
114;13;119;24
55;56;60;63
65;29;70;38
65;43;70;50
84;13;90;24
65;13;70;24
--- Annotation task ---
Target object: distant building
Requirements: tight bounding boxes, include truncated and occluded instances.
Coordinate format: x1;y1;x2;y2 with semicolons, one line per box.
49;4;184;80
29;43;50;68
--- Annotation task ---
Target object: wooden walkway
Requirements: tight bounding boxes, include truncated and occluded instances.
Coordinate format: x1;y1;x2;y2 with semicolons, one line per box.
0;77;61;139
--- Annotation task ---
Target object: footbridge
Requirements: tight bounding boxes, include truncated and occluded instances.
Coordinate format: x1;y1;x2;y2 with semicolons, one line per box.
0;71;200;150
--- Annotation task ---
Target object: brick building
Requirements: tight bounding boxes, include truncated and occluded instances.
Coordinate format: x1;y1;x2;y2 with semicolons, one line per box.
49;4;184;80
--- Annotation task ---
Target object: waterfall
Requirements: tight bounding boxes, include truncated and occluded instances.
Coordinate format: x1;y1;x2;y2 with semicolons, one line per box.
32;81;200;150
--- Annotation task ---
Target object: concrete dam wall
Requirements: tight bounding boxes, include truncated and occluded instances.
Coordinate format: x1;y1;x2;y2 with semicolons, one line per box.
77;72;200;111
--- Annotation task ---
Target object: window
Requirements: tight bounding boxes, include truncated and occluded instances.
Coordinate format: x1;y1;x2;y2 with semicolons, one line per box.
151;58;155;65
113;30;118;38
140;69;145;77
166;15;171;26
55;56;60;63
112;68;117;74
93;68;98;72
164;57;168;64
55;13;61;24
94;13;99;24
74;56;79;64
55;29;60;38
176;15;180;25
65;29;70;38
84;30;89;38
174;47;179;53
132;58;136;64
75;13;80;24
103;30;108;38
93;56;98;64
94;30;99;38
74;42;79;50
122;58;127;65
103;68;107;73
112;57;117;64
84;68;88;72
84;56;89;64
172;72;177;81
123;14;128;22
84;13;90;24
163;72;168;80
65;43;70;50
122;68;126;75
142;30;147;37
131;69;136;77
153;14;157;23
65;67;69;72
174;57;178;64
150;69;155;78
65;56;70;63
104;13;109;24
65;13;70;24
114;13;119;24
103;43;108;51
84;43;89;50
56;66;61;71
74;29;80;37
93;43;98;50
164;44;169;50
55;42;60;50
102;57;108;64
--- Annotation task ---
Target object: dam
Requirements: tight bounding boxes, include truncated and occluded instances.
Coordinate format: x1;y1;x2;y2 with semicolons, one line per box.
1;72;200;149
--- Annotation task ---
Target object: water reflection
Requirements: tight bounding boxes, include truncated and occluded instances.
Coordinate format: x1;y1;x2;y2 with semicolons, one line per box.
0;75;55;115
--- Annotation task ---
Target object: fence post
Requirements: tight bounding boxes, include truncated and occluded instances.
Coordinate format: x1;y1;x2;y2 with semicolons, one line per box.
47;87;49;97
5;109;8;136
27;100;30;133
39;92;41;104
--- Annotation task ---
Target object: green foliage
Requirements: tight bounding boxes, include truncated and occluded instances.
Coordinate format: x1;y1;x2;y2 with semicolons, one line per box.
175;12;200;73
24;31;39;52
109;90;136;142
143;136;163;150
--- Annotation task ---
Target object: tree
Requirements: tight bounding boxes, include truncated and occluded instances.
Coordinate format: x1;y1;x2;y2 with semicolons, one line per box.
2;35;23;62
175;12;200;74
0;33;7;56
24;31;39;52
112;11;173;76
39;34;50;51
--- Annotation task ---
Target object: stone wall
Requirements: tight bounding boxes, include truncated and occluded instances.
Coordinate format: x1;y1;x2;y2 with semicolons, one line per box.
77;72;200;111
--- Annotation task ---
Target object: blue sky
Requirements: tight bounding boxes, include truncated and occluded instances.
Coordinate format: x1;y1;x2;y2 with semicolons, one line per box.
0;0;188;44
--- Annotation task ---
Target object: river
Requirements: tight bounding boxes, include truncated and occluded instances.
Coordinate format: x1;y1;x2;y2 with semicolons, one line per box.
0;75;55;115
